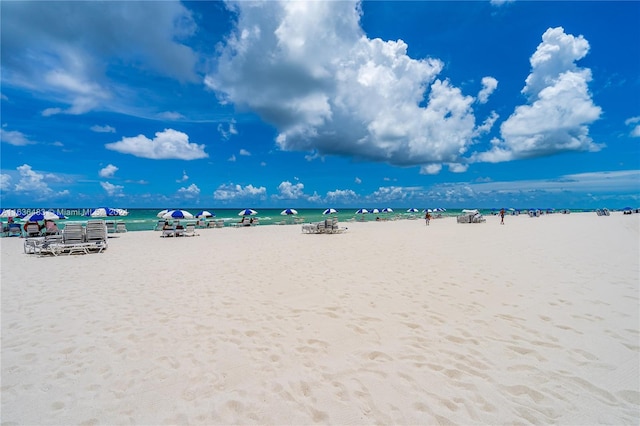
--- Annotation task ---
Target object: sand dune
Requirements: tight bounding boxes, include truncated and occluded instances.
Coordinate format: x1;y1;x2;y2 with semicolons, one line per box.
2;212;638;424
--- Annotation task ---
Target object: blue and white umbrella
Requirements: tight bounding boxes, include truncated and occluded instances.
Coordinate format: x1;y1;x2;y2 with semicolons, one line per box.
238;209;258;216
355;208;369;214
382;208;393;213
86;207;120;217
22;211;66;221
196;210;215;218
406;208;419;213
371;208;380;214
163;210;194;219
0;209;20;218
157;209;172;218
281;208;298;215
322;208;338;215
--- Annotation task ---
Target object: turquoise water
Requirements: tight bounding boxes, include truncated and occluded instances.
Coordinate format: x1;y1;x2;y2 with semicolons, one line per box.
2;207;590;233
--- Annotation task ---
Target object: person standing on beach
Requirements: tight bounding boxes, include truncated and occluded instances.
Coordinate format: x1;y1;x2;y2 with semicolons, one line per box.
500;208;505;225
425;211;431;226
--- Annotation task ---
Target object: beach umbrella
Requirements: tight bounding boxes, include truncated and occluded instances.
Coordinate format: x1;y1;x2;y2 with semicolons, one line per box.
371;208;380;214
163;209;194;219
238;209;258;216
86;207;120;217
382;208;393;213
0;209;20;218
195;210;215;218
355;208;369;214
280;208;298;215
406;208;419;213
157;209;172;218
22;211;66;222
114;208;129;216
322;208;338;215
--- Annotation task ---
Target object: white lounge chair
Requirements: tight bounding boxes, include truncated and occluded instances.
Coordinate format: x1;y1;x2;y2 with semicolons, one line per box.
105;220;117;233
24;223;42;238
174;224;186;237
115;222;127;233
85;220;108;252
7;224;22;237
184;223;198;237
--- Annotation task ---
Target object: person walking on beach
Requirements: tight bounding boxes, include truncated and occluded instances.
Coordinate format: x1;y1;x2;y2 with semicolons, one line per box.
425;211;431;226
500;208;505;225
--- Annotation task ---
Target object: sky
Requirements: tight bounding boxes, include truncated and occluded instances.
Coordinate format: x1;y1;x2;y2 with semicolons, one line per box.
1;0;639;209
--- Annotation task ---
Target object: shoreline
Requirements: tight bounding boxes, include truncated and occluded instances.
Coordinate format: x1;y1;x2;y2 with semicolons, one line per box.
2;212;639;424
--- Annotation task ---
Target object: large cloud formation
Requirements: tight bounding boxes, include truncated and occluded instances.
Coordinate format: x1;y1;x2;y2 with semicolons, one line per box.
207;2;602;171
206;1;484;168
474;27;602;162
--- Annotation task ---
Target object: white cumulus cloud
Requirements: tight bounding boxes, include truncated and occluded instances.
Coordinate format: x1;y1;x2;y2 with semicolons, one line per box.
477;76;498;104
275;181;305;199
0;174;13;191
100;181;124;197
177;183;200;198
206;0;483;168
99;164;118;178
105;128;208;160
213;183;267;202
475;27;602;163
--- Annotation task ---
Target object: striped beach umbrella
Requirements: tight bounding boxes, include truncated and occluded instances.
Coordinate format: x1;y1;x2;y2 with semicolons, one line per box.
163;210;194;219
322;208;338;215
238;209;258;216
195;210;215;218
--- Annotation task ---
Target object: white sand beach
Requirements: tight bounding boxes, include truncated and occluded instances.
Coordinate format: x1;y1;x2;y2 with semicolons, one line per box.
1;212;639;425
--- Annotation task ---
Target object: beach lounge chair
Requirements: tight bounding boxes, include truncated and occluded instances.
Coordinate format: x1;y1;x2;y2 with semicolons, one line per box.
329;218;347;234
457;210;485;224
116;222;127;233
25;223;42;238
301;223;319;234
8;223;22;237
105;220;116;233
155;220;167;231
232;217;252;227
174;223;185;237
161;227;175;237
44;222;93;255
184;223;198;237
85;220;108;252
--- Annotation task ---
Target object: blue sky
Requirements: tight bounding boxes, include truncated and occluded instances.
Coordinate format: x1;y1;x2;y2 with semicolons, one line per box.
1;0;639;209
